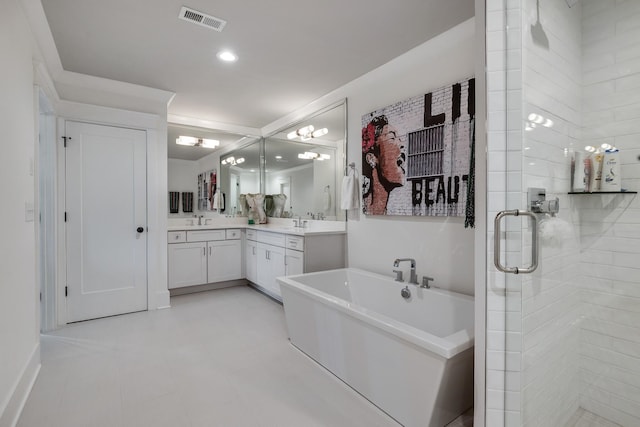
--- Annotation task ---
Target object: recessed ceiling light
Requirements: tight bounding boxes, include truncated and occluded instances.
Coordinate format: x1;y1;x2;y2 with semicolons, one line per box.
217;50;237;62
275;155;282;159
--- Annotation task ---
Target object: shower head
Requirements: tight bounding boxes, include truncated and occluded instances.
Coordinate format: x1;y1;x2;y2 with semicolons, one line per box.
566;0;579;7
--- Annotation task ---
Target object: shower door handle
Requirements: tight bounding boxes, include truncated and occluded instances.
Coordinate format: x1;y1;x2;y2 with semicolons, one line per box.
493;209;539;274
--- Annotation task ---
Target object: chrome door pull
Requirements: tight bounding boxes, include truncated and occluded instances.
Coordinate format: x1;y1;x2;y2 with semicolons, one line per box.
493;209;539;274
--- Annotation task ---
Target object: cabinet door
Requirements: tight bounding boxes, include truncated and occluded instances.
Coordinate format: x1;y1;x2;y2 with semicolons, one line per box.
256;243;271;291
257;243;286;297
285;249;304;276
168;242;207;289
246;240;258;284
207;240;242;283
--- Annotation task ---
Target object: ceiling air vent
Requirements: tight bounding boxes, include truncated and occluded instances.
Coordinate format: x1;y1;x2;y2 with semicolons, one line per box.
179;6;227;32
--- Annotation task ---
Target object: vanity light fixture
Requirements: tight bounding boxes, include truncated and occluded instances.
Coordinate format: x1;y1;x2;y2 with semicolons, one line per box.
287;125;329;141
298;152;330;161
176;136;219;148
221;156;245;166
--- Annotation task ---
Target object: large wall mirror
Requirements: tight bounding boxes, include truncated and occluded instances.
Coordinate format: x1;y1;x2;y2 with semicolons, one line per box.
261;101;346;221
219;101;346;221
167;123;258;217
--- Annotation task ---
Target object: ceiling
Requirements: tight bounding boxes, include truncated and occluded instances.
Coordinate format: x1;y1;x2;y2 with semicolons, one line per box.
40;0;474;130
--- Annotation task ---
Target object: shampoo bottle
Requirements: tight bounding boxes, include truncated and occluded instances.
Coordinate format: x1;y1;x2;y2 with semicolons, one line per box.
601;149;621;191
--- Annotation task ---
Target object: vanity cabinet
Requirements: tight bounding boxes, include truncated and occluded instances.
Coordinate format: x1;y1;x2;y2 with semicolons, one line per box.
168;228;242;289
246;230;344;300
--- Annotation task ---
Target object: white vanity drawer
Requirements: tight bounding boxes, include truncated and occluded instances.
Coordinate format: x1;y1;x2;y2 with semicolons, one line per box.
168;231;186;243
257;231;286;247
226;229;241;240
286;235;304;250
187;229;225;242
246;229;257;241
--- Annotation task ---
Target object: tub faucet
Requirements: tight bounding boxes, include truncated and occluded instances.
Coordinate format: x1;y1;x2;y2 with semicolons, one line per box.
393;258;418;285
421;276;434;289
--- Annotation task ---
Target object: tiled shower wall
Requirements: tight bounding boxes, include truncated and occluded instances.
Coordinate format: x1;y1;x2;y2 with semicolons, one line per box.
578;1;640;425
486;0;640;426
520;0;584;423
485;0;524;424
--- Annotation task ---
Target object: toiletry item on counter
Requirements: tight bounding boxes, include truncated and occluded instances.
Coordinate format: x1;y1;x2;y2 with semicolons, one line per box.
601;149;621;191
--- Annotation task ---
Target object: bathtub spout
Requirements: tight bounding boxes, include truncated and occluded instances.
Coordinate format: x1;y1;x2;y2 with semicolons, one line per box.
393;258;418;285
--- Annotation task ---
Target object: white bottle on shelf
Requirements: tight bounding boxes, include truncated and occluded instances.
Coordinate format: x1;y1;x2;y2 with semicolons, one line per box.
601;149;621;191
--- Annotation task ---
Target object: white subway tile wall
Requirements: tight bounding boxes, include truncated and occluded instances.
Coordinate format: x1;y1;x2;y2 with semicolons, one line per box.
486;0;640;426
579;0;640;425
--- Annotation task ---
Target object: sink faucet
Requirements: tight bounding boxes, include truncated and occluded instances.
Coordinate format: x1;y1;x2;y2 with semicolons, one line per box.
198;215;203;225
393;258;418;285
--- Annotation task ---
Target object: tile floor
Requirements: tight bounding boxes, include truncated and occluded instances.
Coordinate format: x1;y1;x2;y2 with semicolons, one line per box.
567;409;622;427
19;285;453;427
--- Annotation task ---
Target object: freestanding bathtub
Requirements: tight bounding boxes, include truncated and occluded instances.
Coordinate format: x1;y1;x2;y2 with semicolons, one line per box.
277;268;474;427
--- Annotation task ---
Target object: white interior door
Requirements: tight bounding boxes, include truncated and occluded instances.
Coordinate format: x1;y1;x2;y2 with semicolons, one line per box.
65;121;147;322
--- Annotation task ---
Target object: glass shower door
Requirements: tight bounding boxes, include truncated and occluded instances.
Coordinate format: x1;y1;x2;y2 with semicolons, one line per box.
495;0;640;426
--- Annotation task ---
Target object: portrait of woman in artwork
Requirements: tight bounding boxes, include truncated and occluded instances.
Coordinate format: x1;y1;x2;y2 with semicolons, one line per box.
361;114;406;215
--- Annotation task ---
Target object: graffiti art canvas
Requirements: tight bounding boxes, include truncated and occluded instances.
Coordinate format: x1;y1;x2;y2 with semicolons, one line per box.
362;77;475;218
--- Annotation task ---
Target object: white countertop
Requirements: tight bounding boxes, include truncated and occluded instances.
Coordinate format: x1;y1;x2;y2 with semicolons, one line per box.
167;218;346;236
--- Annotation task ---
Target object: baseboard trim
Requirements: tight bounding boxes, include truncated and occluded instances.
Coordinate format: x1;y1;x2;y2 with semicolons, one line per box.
153;289;171;310
0;343;40;427
169;279;248;297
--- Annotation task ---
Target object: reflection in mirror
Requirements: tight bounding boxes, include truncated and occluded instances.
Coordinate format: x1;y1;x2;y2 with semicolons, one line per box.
218;139;262;217
167;123;256;217
264;101;346;221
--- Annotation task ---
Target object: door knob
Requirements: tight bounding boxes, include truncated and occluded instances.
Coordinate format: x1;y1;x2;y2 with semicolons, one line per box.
136;227;144;233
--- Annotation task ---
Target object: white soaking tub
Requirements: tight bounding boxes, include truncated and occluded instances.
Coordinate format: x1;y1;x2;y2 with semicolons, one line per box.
277;268;474;427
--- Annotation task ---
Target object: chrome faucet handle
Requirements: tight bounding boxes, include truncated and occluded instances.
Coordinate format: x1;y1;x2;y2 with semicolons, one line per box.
409;271;419;285
421;276;434;289
393;269;404;282
292;219;298;227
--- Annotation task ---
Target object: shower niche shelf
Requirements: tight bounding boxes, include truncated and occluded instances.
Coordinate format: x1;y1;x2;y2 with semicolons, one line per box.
568;191;637;194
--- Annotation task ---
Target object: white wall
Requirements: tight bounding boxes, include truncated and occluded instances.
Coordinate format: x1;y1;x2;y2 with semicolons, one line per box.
264;19;477;295
345;20;477;295
0;0;40;424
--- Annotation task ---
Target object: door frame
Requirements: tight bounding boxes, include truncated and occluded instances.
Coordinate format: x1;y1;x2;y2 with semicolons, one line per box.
37;87;57;332
54;104;170;326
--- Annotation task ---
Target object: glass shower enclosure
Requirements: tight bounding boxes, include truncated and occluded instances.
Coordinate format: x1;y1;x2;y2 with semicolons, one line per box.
489;0;640;425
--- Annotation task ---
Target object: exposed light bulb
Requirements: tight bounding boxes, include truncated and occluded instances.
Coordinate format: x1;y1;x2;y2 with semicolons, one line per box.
311;128;328;138
176;136;198;146
201;138;219;148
